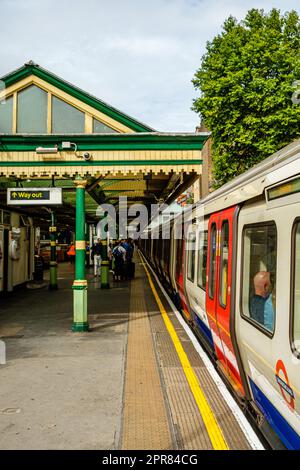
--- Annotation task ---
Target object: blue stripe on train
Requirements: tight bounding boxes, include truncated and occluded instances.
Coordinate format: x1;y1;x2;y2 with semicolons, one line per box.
191;310;214;350
249;378;300;450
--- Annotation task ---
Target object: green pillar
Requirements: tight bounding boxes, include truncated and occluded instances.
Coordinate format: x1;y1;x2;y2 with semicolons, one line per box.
49;211;58;290
72;178;89;332
101;239;110;289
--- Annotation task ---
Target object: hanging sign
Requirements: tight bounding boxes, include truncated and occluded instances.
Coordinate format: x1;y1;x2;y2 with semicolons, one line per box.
7;188;62;206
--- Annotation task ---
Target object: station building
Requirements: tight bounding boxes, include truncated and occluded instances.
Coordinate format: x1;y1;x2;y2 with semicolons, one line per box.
0;61;209;330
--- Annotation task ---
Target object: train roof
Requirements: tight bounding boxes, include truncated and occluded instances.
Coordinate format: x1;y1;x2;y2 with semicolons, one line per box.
197;138;300;215
144;139;300;233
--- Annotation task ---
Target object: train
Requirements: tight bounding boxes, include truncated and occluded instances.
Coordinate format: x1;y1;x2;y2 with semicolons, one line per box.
140;139;300;450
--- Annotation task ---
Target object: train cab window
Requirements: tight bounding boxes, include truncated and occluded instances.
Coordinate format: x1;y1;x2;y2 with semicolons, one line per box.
219;221;229;308
187;232;196;282
242;223;277;333
209;224;217;299
197;230;208;290
292;221;300;355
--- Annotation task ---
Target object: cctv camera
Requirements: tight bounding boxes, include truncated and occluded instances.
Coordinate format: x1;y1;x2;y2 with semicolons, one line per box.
83;152;92;161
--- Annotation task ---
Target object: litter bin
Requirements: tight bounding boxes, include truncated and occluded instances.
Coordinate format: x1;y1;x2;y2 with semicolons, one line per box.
34;255;44;282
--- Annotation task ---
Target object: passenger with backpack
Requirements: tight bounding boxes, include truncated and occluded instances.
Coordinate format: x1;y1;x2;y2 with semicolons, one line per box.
112;241;126;281
122;238;135;279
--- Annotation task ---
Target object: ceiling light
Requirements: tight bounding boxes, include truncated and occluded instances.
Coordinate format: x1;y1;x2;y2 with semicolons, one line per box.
36;145;58;154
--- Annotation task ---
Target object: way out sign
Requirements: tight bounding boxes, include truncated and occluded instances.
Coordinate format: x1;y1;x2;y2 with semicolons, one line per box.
7;188;62;206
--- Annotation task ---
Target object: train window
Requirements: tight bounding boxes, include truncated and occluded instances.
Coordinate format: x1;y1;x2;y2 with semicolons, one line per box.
242;222;277;334
209;224;217;299
292;221;300;355
197;230;208;290
187;232;196;282
219;221;229;308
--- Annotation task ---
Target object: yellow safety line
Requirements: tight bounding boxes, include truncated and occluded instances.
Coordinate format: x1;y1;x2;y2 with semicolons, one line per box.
140;253;229;451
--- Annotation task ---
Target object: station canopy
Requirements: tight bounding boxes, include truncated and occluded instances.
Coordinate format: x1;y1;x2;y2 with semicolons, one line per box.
0;61;209;226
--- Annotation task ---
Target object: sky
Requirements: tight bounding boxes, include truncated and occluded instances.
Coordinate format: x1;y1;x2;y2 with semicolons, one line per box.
0;0;299;132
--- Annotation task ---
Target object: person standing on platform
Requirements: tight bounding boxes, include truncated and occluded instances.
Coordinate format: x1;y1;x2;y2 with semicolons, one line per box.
92;238;102;277
67;243;76;264
122;238;135;279
85;242;90;268
108;242;113;271
112;241;126;281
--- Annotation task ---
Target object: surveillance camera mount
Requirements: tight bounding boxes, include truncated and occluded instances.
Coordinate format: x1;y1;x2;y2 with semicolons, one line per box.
61;142;92;161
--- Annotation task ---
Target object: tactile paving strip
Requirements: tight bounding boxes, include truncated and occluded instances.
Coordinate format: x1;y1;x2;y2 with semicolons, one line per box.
148;305;213;449
121;269;173;450
194;367;251;450
143;260;252;450
122;256;253;450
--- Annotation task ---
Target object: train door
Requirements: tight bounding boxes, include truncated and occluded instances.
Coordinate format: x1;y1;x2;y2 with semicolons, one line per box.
185;219;214;350
236;198;300;449
169;224;178;294
206;206;244;394
174;218;191;321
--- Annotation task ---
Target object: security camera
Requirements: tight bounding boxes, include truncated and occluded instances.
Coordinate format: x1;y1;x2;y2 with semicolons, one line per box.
83;152;92;161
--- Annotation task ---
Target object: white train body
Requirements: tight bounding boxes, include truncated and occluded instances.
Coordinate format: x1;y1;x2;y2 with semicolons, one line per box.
142;139;300;449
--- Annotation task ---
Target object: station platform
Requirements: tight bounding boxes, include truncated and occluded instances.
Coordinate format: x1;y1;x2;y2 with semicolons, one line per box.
0;253;263;450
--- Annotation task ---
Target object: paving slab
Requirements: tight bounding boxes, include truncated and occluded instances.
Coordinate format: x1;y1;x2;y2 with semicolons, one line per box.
0;263;129;450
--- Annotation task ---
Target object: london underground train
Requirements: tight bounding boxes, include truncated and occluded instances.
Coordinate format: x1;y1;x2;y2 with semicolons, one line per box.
140;139;300;450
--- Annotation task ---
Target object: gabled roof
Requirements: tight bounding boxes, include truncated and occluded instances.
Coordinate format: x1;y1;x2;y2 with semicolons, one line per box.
0;61;155;133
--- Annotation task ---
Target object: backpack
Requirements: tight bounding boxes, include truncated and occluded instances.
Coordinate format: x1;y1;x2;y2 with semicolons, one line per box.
113;247;123;260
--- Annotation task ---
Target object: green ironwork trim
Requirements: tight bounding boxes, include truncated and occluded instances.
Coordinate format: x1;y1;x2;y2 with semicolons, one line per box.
72;322;89;332
1;63;154;132
0;159;202;167
72;284;87;290
0;133;208;151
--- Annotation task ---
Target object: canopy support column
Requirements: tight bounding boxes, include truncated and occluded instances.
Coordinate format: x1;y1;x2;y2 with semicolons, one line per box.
101;238;110;289
72;178;89;332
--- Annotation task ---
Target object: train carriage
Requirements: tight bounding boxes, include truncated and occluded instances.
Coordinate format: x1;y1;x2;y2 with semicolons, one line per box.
141;139;300;449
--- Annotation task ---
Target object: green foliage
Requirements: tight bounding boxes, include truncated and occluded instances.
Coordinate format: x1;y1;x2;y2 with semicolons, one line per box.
192;8;300;187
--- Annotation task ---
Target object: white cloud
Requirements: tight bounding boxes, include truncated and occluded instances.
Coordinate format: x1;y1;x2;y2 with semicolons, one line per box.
0;0;299;131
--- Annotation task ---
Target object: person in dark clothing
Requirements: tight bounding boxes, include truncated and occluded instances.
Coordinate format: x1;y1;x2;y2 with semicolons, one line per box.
91;238;102;277
121;238;135;279
112;241;126;281
67;243;75;264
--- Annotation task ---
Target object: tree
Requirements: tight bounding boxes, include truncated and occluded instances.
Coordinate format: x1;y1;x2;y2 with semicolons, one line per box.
192;9;300;187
